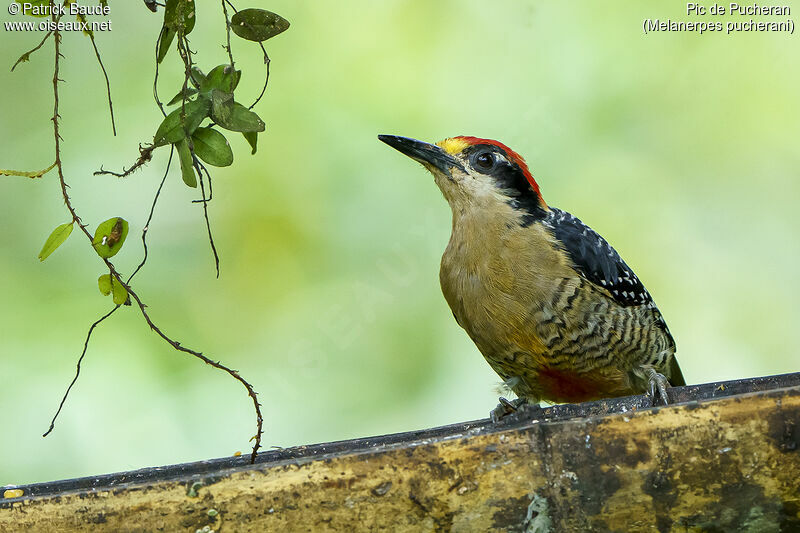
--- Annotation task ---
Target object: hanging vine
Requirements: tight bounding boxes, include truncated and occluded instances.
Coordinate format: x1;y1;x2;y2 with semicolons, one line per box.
6;0;289;464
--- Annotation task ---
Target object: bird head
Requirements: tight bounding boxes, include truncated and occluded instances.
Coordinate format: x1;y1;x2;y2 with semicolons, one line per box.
379;135;547;222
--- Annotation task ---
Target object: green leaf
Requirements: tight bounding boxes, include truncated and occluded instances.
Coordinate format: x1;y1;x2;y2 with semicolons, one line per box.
92;217;129;259
164;0;195;35
192;127;233;167
157;27;176;64
98;274;129;306
209;89;234;125
176;137;197;187
201;65;241;93
98;274;112;295
243;131;258;155
230;9;289;42
153;98;211;146
167;86;198;106
190;66;206;88
213;102;265;133
38;222;74;261
111;278;129;306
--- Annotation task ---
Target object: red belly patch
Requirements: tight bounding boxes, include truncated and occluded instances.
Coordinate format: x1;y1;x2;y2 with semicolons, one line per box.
536;366;631;404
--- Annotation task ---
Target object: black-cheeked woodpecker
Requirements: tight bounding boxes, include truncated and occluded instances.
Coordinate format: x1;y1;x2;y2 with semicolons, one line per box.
379;135;685;418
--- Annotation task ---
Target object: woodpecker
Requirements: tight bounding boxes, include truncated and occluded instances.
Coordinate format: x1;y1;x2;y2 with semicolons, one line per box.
379;134;685;416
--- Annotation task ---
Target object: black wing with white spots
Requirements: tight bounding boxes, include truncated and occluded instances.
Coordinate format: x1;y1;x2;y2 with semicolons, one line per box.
544;208;653;308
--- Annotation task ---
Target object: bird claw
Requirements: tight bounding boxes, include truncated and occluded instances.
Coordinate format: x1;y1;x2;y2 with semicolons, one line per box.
490;397;527;423
647;370;671;407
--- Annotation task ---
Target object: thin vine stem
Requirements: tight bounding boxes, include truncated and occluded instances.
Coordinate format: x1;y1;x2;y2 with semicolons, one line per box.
86;29;116;135
153;28;167;117
43;306;119;437
127;147;173;283
193;158;220;277
11;29;53;72
93;144;155;178
249;44;270;110
221;0;235;68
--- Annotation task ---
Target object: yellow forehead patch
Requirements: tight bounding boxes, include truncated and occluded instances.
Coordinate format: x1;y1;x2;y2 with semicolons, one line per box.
436;137;471;156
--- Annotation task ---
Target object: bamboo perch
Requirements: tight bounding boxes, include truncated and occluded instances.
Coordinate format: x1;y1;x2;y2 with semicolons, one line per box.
2;372;799;532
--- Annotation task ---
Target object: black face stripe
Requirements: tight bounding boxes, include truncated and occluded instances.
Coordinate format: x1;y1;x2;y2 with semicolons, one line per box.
463;144;546;225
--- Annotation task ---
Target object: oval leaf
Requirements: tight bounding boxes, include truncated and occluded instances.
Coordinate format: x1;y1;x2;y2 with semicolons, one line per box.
92;217;129;259
153;98;211;146
202;65;241;93
192;127;233;167
98;274;112;295
111;277;129;306
243;131;258;155
176;138;197;188
230;9;289;42
157;26;175;63
214;102;265;133
38;222;74;261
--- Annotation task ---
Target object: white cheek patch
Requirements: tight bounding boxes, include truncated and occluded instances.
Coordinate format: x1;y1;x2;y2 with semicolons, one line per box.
463;175;512;210
440;151;520;212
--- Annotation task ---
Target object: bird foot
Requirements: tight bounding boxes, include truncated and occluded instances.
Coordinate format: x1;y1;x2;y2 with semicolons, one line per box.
490;397;527;423
647;370;671;407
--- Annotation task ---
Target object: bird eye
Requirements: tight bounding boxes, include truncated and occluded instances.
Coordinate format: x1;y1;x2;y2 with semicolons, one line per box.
473;151;495;171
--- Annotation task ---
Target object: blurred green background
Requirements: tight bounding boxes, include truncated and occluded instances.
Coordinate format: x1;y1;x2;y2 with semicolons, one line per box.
1;1;798;486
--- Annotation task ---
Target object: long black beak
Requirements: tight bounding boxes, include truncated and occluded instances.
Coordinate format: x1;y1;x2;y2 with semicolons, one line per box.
378;135;464;176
